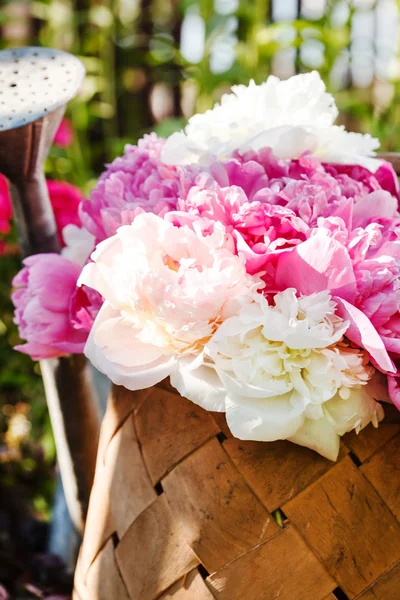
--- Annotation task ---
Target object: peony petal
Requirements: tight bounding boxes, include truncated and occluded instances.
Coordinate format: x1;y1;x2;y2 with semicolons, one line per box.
14;342;68;361
275;234;357;302
78;261;107;298
288;417;340;461
61;224;95;266
78;235;123;302
367;371;390;403
388;375;400;410
170;357;226;412
161;131;207;166
93;313;164;368
225;392;304;442
84;302;177;389
375;161;400;198
379;335;400;354
24;254;79;312
331;197;353;231
234;232;269;274
324;387;384;436
240;125;318;160
335;297;395;373
352;190;397;228
218;368;292;399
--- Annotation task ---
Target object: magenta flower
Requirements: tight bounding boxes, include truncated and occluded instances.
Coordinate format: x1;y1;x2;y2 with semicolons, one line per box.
0;174;12;255
11;254;94;360
54;118;74;148
0;174;12;235
80;134;180;243
46;180;83;246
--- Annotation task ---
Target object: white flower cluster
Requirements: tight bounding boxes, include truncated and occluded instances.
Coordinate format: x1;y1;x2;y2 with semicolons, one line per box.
172;290;383;460
162;71;380;170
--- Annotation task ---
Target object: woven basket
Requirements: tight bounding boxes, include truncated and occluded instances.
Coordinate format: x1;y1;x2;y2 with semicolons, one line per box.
73;380;400;600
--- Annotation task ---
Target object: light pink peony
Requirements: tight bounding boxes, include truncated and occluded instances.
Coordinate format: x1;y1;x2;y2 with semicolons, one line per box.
79;213;262;390
80;134;180;243
11;254;98;360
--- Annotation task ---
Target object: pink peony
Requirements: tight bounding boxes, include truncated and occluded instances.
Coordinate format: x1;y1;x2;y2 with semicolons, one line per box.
274;216;400;377
388;373;400;410
54;118;74;147
171;183;308;275
324;161;399;200
80;134;180;243
175;151;400;278
11;254;99;360
349;222;400;358
70;284;103;333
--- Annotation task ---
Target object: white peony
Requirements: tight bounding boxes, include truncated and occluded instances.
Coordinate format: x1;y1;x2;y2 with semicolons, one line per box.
161;71;381;171
61;224;95;267
171;289;384;460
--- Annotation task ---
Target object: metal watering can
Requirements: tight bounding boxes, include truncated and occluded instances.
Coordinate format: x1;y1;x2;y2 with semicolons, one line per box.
0;47;100;533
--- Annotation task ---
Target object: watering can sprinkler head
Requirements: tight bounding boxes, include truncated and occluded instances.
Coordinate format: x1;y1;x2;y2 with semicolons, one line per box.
0;47;85;255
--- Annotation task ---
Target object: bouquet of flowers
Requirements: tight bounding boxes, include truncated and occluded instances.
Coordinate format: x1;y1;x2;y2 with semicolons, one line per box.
11;71;400;461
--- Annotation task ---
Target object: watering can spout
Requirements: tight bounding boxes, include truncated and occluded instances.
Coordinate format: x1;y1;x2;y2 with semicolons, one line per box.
0;108;65;254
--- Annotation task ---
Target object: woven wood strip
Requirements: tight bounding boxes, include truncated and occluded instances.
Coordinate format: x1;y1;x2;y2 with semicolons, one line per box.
361;434;400;521
104;412;156;537
162;436;279;572
96;385;153;466
79;538;131;600
158;570;215;599
222;436;348;512
354;560;400;599
115;494;199;600
343;403;400;462
205;526;335;600
74;382;400;600
283;456;400;598
135;387;220;484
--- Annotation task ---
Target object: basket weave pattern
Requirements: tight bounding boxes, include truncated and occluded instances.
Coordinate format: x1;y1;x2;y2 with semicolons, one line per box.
73;381;400;600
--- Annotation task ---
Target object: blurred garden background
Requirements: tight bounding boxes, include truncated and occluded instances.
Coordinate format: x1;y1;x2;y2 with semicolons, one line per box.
1;0;400;597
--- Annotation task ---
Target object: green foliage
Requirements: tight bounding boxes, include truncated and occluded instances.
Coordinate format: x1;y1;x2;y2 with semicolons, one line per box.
0;247;56;521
